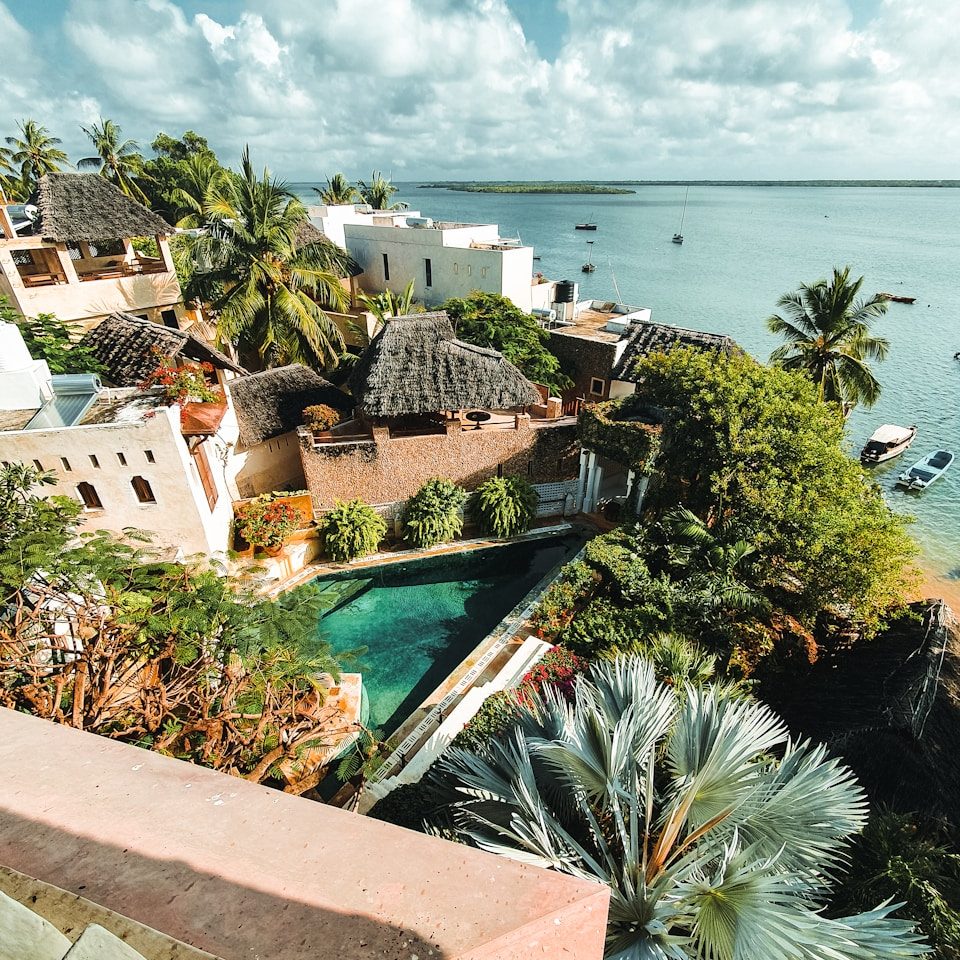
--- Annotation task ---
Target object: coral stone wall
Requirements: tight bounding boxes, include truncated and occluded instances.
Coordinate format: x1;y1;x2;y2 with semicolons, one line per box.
548;331;619;400
300;421;579;508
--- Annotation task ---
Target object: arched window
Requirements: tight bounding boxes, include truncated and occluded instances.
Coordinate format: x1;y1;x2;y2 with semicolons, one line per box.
131;476;156;504
77;482;102;509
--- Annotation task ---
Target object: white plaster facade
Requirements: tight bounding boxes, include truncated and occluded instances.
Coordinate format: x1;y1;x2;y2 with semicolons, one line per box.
228;429;303;500
310;204;537;311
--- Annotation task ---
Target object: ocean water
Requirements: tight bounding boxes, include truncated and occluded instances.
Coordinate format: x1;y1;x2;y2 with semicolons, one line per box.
293;183;960;579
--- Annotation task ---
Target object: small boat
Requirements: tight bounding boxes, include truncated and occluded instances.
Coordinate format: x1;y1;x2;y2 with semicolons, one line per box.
879;293;916;304
895;449;954;490
575;223;597;231
671;187;688;244
860;423;917;464
581;240;596;273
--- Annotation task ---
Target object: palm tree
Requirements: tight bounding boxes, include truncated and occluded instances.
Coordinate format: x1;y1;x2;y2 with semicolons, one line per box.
314;172;359;205
169;152;228;228
434;657;928;960
767;266;889;411
78;118;148;202
357;170;407;211
353;280;418;345
5;119;70;189
187;148;355;370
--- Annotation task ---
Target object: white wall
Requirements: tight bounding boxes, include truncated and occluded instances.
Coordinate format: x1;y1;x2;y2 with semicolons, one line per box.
344;223;535;311
0;401;236;557
229;430;304;499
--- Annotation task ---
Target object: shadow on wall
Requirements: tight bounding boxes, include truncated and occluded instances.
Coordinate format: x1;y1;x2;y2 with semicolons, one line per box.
0;805;451;960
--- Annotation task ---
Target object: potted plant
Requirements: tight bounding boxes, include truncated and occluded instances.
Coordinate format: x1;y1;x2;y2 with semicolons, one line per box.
235;497;301;556
303;404;342;435
140;351;222;406
320;499;387;561
471;475;538;539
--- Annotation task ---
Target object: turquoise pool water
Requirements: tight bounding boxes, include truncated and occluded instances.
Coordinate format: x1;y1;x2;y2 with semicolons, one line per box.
313;533;584;734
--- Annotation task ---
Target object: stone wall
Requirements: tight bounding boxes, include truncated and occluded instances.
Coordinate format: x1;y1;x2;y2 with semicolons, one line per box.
299;420;579;508
548;331;619;401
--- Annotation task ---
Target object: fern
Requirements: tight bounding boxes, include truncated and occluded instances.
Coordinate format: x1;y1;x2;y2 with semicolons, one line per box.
472;476;537;538
320;499;387;561
403;478;467;548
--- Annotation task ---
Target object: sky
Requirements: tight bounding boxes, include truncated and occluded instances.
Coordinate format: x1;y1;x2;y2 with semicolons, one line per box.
1;0;957;181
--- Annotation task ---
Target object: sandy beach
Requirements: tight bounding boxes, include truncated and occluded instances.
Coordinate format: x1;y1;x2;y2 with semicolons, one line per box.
911;562;960;611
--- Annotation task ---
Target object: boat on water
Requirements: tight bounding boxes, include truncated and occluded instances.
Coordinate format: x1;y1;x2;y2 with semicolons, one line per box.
895;449;954;490
671;187;688;245
581;240;596;273
860;424;917;464
575;223;597;231
879;293;916;304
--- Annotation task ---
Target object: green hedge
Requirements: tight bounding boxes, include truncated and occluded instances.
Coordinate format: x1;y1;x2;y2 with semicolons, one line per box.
578;395;663;473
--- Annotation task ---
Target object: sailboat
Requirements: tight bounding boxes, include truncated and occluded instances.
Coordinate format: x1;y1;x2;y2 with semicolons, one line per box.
581;240;596;273
672;187;688;244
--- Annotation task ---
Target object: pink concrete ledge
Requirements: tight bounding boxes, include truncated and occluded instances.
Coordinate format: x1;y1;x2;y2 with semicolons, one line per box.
0;708;609;959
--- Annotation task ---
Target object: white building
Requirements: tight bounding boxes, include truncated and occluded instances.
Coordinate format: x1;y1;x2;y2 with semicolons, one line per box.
0;318;241;558
311;203;549;313
0;172;201;334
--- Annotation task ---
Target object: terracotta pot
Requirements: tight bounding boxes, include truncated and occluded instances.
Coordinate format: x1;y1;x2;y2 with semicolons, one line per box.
263;543;284;557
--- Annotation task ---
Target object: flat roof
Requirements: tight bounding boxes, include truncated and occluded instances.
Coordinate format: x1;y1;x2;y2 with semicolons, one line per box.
0;388;165;434
0;708;609;960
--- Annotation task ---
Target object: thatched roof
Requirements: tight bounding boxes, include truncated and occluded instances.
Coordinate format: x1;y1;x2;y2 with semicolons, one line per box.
79;313;244;387
613;321;737;382
36;173;173;242
349;312;540;418
230;364;353;446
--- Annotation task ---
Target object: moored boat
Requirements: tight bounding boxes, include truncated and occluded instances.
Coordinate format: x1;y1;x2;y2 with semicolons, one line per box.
860;423;917;464
895;449;954;490
575;223;597;231
879;293;916;304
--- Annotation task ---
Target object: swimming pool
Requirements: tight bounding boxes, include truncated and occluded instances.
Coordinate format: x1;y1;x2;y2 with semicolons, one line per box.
312;532;584;734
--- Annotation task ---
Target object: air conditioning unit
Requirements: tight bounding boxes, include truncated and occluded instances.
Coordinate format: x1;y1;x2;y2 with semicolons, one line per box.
405;217;434;228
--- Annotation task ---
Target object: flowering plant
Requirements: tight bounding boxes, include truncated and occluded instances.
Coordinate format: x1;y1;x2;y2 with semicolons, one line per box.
236;498;300;549
140;351;221;406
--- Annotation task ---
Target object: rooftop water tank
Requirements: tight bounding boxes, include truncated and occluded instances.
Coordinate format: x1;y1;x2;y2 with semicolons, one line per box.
555;280;576;303
405;217;435;228
0;322;35;372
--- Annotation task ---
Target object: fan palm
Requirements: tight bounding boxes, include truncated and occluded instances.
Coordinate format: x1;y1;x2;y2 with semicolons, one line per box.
357;170;407;211
434;657;928;959
187;148;355;370
5;119;70;188
767;267;889;411
78;118;148;202
314;172;359;205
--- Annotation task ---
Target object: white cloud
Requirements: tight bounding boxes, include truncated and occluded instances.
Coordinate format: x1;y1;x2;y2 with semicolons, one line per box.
0;0;957;179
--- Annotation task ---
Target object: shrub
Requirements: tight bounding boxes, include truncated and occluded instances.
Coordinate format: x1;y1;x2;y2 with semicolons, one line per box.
303;403;342;432
236;497;300;550
320;499;387;561
367;779;444;832
471;475;537;539
529;559;599;640
139;351;220;405
453;646;588;752
403;478;467;549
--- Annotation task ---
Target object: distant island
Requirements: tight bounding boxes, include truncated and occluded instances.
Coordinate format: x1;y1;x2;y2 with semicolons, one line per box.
419;182;636;194
420;179;960;189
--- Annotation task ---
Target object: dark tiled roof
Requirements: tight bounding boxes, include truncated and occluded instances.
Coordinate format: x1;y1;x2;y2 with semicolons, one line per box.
612;321;737;382
229;364;353;446
78;313;245;387
348;312;540;418
36;173;173;242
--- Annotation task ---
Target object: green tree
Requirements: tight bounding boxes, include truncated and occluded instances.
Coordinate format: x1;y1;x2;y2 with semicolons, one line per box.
767;266;889;411
355;280;418;345
357;170;407;211
3;297;105;375
320;499;388;561
138;130;225;222
441;291;571;394
434;656;928;960
0;463;354;794
168;151;230;228
187;147;355;370
78;117;148;202
628;348;916;634
314;172;359;205
830;811;960;959
4;119;70;189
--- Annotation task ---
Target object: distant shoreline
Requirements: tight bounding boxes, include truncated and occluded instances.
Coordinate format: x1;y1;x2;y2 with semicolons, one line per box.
417;179;960;189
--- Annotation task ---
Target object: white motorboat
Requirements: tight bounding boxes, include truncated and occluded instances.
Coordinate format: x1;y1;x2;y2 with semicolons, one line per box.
860;423;917;464
895;450;954;490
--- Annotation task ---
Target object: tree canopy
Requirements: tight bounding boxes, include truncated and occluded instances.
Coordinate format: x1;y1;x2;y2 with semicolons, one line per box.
2;297;104;376
441;291;571;394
